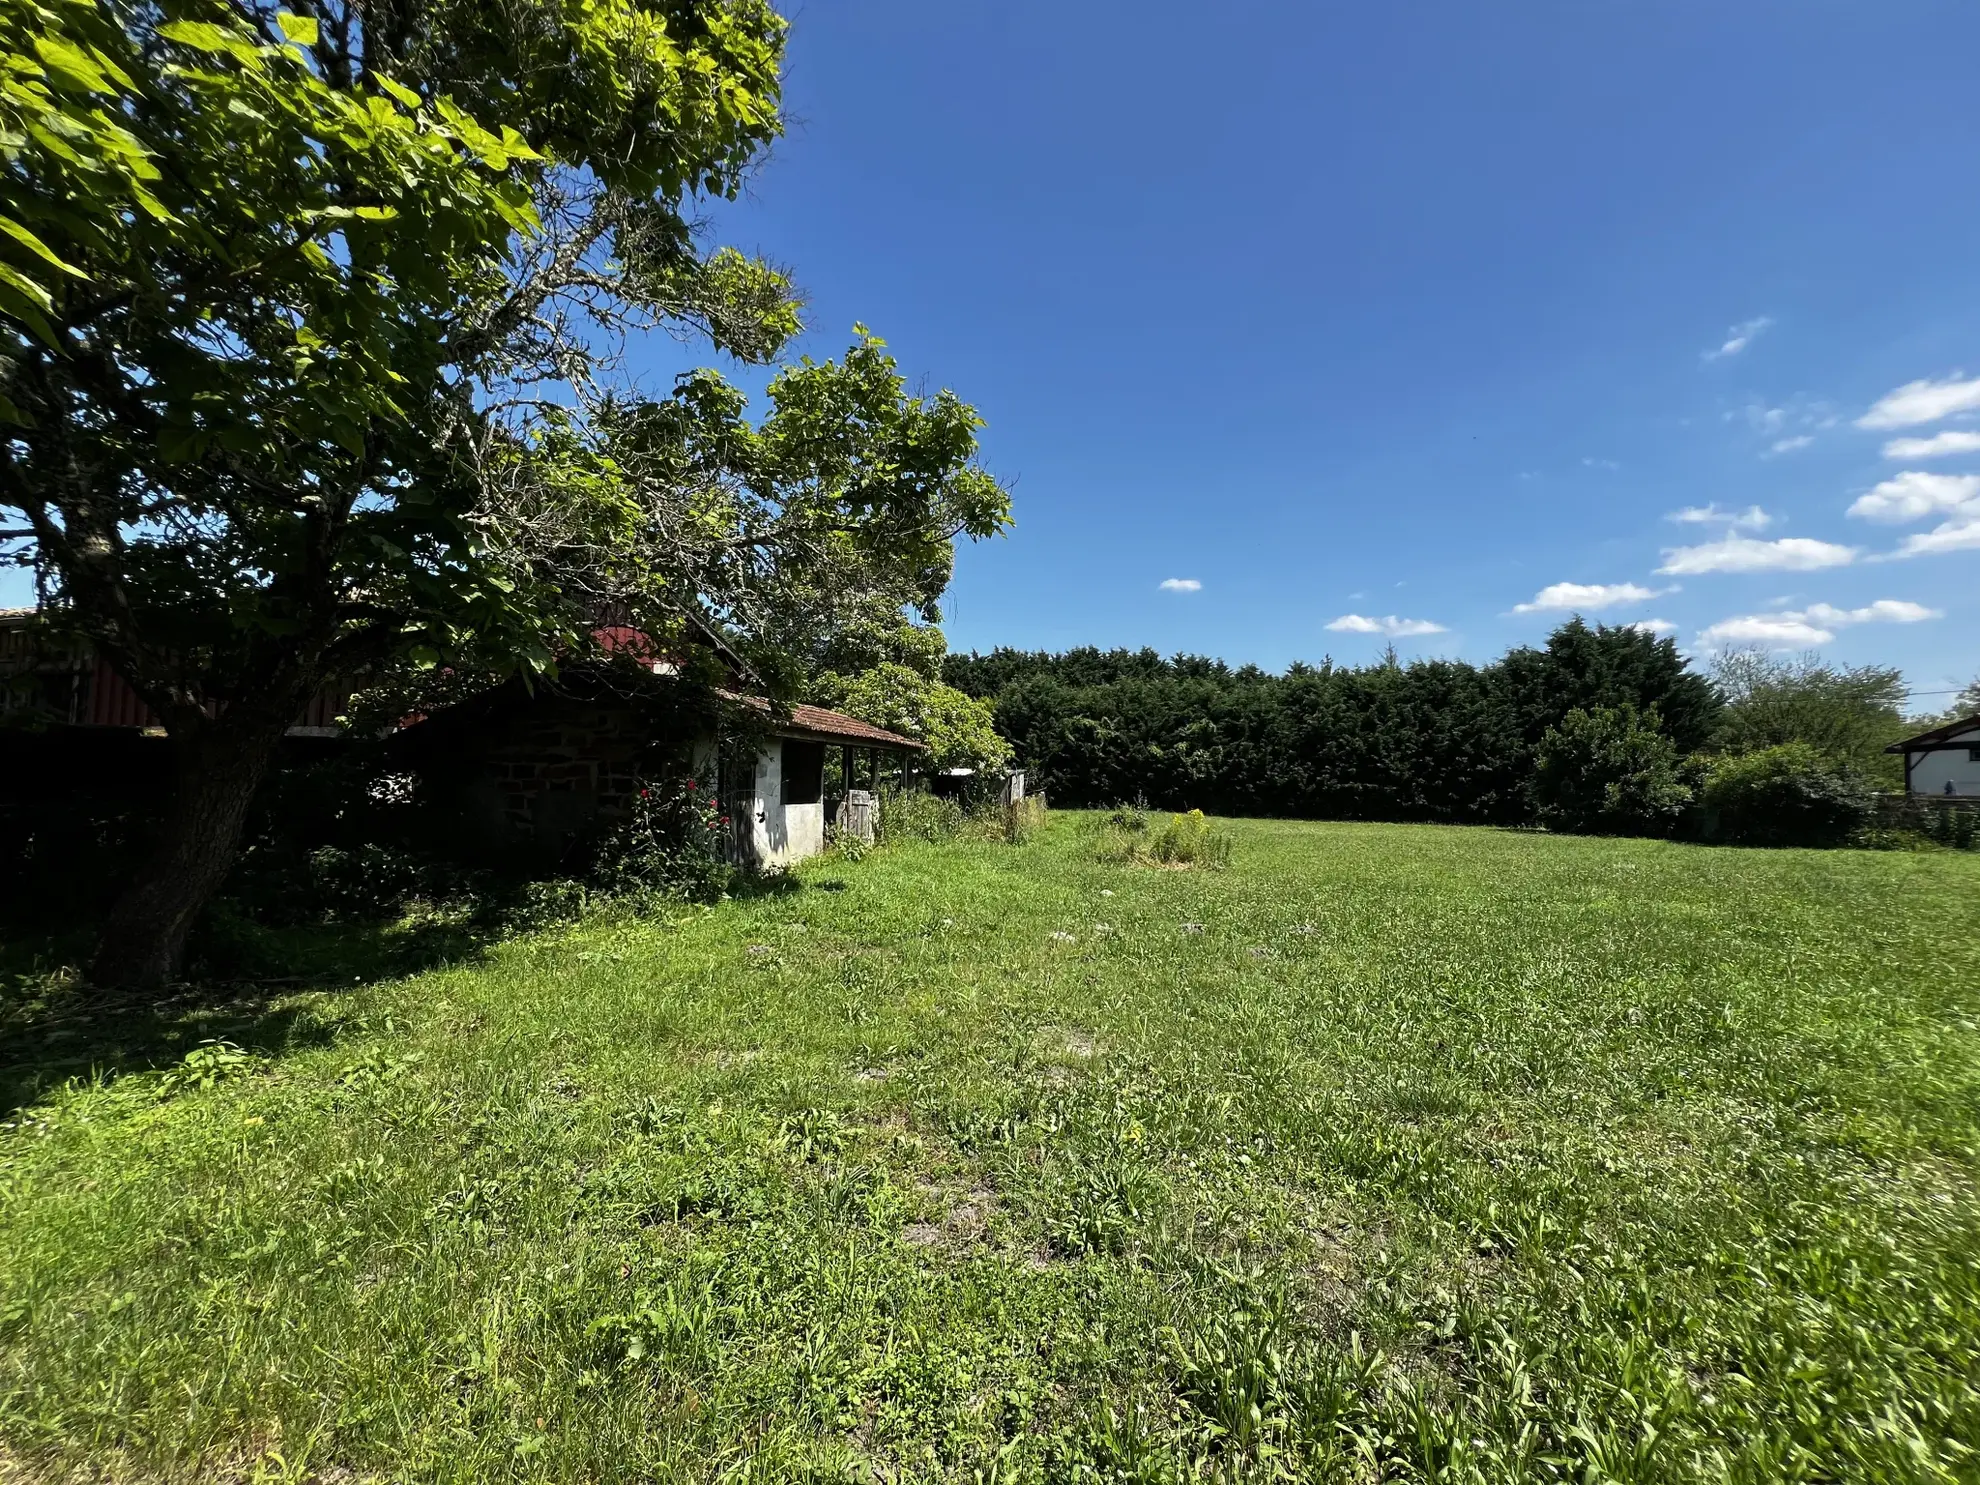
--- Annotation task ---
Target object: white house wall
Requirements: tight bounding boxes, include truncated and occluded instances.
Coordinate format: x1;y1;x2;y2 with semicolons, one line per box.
1909;725;1980;796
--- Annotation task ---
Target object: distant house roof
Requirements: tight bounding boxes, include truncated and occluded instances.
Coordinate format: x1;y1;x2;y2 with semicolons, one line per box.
1887;713;1980;753
724;693;924;751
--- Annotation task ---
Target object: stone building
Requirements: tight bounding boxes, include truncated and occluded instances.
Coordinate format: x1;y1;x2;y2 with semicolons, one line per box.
389;662;924;869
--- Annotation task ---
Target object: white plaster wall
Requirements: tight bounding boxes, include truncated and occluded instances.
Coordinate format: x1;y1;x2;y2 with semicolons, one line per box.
783;802;825;861
740;742;831;867
1910;729;1980;796
748;744;783;864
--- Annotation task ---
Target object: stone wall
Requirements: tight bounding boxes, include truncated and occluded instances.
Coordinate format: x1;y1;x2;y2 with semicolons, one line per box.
481;705;647;845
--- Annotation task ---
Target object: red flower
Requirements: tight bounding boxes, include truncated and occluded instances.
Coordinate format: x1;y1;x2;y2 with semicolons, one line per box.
720;815;730;825
639;788;650;798
685;780;696;790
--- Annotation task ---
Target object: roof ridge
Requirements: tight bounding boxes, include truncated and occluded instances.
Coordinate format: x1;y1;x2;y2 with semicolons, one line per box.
1887;712;1980;751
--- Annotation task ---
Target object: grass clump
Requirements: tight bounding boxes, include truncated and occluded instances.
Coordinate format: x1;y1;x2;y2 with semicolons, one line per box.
3;814;1978;1480
1097;805;1232;867
1002;792;1047;844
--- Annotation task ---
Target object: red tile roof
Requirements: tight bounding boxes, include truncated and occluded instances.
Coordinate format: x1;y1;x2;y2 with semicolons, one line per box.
724;693;924;749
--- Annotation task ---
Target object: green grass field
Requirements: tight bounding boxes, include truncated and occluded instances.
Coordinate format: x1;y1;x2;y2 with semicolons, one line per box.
4;817;1979;1483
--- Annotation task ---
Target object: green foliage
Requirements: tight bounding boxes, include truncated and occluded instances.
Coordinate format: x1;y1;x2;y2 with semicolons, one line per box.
1534;705;1692;836
154;1038;254;1099
1697;744;1881;848
2;0;569;670
874;787;966;844
593;776;733;902
1925;803;1980;851
813;661;1010;774
0;0;1010;983
4;820;1978;1478
1905;674;1980;732
958;619;1720;826
1098;806;1231;866
1712;650;1910;786
1002;793;1048;846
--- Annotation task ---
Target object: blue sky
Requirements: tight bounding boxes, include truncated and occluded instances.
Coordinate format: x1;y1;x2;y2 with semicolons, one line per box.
12;2;1975;703
682;0;1980;703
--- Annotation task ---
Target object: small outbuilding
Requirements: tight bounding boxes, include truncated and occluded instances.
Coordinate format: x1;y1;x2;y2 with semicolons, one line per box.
1887;713;1980;798
389;661;925;869
4;607;928;869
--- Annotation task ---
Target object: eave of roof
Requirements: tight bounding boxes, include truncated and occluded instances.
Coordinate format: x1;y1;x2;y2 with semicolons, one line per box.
723;692;925;750
1887;712;1980;752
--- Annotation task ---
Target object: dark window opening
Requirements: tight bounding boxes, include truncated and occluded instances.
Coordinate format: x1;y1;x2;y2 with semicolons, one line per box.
1968;746;1980;763
782;740;825;806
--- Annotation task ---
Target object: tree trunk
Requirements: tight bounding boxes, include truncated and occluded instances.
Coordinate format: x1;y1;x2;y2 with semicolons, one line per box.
89;718;287;989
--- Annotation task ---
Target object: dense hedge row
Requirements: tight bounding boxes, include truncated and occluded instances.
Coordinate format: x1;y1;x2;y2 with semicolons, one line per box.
944;620;1721;824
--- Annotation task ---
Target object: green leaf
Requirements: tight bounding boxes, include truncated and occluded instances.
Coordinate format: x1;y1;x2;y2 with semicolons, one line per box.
0;260;55;314
32;36;115;95
329;418;367;456
374;74;423;112
156;20;241;54
0;217;85;279
275;13;320;47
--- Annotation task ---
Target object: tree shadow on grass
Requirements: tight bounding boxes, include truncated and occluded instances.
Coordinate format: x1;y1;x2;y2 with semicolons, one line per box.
0;868;842;1119
0;912;486;1120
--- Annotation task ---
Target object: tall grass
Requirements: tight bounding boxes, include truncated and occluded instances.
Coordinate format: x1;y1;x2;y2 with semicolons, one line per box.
1096;805;1232;867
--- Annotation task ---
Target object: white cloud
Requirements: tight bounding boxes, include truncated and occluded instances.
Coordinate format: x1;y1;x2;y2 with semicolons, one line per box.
1700;614;1835;647
1158;577;1202;592
1893;517;1980;558
1698;597;1942;648
1882;430;1980;460
1857;374;1980;430
1847;471;1980;524
1667;503;1774;531
1703;317;1773;362
1582;457;1620;470
1512;581;1666;614
1325;614;1448;637
1627;618;1678;636
1658;535;1858;574
1731;397;1836;452
1797;599;1941;625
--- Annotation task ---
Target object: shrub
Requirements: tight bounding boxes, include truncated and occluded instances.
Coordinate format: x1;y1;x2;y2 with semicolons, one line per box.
1695;744;1877;848
1097;807;1229;867
1534;705;1692;837
593;777;734;902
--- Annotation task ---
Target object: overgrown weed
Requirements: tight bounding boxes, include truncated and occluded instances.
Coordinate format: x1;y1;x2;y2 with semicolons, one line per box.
1096;806;1232;868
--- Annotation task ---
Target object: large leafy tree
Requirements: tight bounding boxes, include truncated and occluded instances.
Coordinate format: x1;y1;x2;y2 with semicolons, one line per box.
0;0;1008;985
812;662;1010;775
1709;649;1907;784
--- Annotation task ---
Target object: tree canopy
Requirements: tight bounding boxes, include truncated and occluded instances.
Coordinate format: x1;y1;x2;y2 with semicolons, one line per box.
812;662;1009;776
1709;650;1908;785
949;620;1720;823
0;0;1010;983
